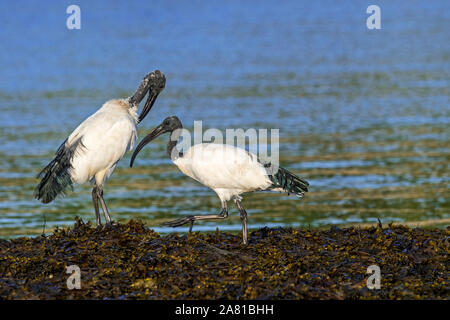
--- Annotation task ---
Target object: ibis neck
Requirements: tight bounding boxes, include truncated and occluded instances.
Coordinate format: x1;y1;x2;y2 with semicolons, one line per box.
129;78;150;106
167;127;183;160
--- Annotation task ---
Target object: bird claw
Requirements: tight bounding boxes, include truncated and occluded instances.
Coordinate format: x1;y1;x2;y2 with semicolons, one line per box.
161;216;195;228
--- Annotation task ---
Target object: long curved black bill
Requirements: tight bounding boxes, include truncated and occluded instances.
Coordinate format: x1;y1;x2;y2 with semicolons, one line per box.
130;125;165;168
138;91;159;124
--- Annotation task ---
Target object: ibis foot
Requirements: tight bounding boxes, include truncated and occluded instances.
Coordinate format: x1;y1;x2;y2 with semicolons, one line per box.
161;215;197;228
161;207;229;230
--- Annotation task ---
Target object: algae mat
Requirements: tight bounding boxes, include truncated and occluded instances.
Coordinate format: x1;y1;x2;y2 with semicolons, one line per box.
0;219;448;300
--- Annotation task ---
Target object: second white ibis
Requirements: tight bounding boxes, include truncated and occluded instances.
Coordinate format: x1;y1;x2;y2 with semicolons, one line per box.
129;116;309;244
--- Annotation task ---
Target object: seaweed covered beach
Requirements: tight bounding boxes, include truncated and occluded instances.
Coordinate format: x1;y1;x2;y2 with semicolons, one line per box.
0;219;448;300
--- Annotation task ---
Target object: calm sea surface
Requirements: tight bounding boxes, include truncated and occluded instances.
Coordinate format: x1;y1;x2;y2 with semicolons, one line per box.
0;1;448;237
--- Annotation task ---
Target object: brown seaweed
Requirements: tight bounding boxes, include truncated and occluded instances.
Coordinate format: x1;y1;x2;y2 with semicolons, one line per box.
0;218;448;299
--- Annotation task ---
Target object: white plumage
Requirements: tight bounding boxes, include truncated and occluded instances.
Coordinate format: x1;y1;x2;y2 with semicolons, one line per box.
69;100;138;186
174;143;273;202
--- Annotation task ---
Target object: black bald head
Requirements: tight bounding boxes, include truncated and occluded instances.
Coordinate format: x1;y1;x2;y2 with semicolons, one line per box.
131;70;166;123
146;70;166;94
160;116;182;132
129;115;183;167
130;70;165;106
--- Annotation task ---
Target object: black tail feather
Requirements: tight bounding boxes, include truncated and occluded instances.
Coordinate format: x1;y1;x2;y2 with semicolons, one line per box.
34;138;82;204
268;166;309;198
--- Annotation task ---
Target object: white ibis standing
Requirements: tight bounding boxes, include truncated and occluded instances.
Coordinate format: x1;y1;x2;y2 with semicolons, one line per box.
129;116;309;244
35;70;166;226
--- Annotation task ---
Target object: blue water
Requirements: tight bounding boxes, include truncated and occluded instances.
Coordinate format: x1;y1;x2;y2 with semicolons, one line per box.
0;0;448;237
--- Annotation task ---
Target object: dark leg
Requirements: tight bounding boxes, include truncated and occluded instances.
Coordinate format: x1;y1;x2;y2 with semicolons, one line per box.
234;198;248;245
97;187;112;225
92;186;101;226
162;201;228;230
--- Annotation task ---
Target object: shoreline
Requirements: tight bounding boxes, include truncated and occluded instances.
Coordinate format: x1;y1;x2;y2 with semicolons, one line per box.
1;217;449;239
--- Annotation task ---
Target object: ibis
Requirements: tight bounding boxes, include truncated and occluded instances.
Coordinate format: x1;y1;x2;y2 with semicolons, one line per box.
129;116;309;244
34;70;166;226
